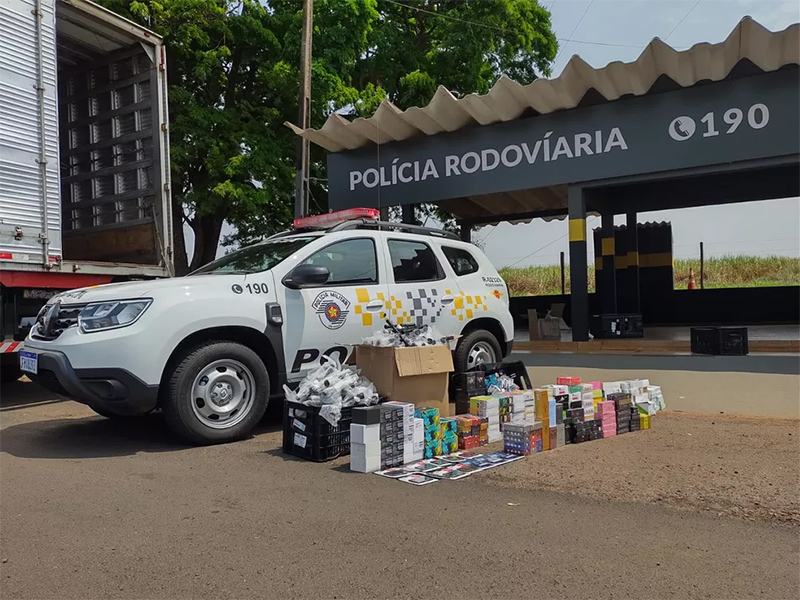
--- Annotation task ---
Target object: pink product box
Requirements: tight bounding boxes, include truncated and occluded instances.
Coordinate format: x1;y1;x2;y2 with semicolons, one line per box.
602;428;617;438
589;381;603;390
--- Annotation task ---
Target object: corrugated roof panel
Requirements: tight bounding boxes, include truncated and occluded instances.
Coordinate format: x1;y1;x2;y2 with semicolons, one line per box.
290;18;799;151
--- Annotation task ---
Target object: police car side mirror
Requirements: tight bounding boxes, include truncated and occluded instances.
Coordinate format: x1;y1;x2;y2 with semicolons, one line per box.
283;264;330;289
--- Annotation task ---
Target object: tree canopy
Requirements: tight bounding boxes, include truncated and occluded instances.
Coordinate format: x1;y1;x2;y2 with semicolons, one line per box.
99;0;557;273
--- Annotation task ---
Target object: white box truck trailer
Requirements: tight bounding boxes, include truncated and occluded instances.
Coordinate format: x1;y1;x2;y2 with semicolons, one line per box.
0;0;172;381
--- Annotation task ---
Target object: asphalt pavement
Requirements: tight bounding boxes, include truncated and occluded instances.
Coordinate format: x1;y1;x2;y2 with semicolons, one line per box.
1;381;798;599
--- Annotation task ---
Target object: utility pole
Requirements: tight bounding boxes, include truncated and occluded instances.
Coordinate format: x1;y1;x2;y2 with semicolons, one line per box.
294;0;313;218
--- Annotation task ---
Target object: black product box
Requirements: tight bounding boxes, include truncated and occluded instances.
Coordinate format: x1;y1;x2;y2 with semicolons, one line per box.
567;408;585;421
555;403;564;424
380;405;404;422
569;400;583;410
607;392;632;404
555;394;570;405
380;420;396;435
352;406;381;425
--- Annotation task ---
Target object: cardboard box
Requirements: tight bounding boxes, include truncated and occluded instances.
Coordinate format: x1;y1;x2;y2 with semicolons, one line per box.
357;344;453;416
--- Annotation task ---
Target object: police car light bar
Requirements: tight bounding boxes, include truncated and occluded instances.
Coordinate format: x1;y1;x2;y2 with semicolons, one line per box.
293;208;380;229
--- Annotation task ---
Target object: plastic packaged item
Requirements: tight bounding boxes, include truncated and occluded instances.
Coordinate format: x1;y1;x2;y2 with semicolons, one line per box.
361;321;455;348
283;356;379;426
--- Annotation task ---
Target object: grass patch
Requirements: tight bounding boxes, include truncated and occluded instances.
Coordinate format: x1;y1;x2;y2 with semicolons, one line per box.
500;255;799;297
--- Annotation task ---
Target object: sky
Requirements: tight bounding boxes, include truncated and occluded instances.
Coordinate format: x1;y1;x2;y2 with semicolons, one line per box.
476;0;800;267
188;0;800;265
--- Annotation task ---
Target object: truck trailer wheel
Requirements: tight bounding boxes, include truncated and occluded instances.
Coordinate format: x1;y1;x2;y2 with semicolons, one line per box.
162;341;270;445
453;329;502;373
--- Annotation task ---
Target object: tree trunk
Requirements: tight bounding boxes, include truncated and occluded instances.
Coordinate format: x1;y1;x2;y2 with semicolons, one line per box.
188;212;225;272
172;198;190;276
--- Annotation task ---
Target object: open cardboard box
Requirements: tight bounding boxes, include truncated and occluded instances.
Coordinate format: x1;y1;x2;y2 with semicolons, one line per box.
356;344;454;417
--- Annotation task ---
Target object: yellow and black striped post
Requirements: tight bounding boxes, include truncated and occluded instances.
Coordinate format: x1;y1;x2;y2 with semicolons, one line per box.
627;212;640;313
568;186;589;341
599;212;617;315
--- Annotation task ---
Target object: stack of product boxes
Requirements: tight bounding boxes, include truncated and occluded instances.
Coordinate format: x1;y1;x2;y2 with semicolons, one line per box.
415;406;442;458
534;388;551;450
379;404;406;468
639;410;651;430
597;400;616;438
510;392;528;425
498;396;512;429
630;406;641;432
441;418;458;454
548;394;558;449
470;396;502;443
521;389;536;424
453;414;482;449
350;405;382;473
607;392;631;434
581;383;595;421
503;423;534;455
386;401;423;464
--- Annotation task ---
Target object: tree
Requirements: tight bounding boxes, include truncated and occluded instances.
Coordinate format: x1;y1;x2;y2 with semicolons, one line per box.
353;0;557;230
99;1;556;271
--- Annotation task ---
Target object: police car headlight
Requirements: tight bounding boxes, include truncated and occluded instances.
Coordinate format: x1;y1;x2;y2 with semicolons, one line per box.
78;299;152;333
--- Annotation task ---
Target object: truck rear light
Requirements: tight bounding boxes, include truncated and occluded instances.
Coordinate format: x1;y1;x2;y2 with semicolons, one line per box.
0;253;12;260
293;208;379;229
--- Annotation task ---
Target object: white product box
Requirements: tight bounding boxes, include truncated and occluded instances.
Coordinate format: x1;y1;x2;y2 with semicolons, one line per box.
603;381;623;394
553;385;569;396
351;441;380;459
404;450;424;465
350;423;380;444
350;442;381;472
413;418;424;441
350;454;381;473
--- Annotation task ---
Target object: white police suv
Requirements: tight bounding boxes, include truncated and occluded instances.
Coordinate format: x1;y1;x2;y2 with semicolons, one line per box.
21;209;514;444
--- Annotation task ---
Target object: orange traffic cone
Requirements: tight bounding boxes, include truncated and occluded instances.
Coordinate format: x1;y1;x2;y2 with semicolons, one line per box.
688;267;697;290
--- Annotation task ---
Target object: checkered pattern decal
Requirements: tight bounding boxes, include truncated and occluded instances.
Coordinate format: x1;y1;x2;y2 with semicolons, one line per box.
397;288;445;326
354;287;491;327
446;289;490;322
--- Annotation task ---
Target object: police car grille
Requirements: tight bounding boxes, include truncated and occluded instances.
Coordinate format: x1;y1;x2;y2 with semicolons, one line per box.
32;304;86;340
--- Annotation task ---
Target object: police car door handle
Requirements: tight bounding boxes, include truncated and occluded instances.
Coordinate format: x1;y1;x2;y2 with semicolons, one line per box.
441;295;454;305
366;300;384;311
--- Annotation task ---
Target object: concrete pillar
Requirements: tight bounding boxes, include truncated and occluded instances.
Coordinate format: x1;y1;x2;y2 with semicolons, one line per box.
401;204;415;224
600;211;617;315
568;187;589;341
627;212;640;313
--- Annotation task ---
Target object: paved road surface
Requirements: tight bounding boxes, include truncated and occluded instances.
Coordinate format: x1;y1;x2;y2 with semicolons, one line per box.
2;387;798;599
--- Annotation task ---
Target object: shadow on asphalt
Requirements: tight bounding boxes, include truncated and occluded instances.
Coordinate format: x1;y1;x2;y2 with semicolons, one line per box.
0;413;186;459
0;378;69;411
0;404;284;460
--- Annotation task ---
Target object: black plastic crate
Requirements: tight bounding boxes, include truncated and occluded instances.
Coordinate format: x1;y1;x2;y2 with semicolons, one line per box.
282;400;352;462
591;313;644;339
691;326;749;355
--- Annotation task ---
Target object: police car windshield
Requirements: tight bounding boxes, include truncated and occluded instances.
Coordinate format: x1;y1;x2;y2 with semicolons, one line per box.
191;237;317;275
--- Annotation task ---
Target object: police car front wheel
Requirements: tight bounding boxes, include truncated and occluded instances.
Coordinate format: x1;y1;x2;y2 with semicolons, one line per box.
162;341;270;445
454;330;502;373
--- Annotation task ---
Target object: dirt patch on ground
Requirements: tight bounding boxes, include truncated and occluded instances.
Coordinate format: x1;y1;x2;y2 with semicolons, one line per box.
480;411;800;524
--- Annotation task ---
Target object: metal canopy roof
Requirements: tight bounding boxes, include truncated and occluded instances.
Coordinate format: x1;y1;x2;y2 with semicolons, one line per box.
290;18;798;152
289;18;799;225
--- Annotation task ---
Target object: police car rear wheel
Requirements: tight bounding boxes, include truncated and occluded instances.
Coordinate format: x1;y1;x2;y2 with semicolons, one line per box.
454;330;501;373
163;341;269;445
